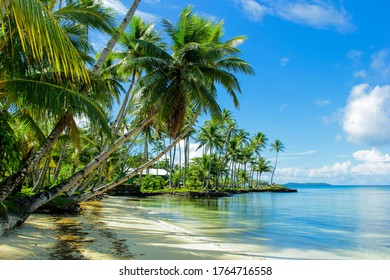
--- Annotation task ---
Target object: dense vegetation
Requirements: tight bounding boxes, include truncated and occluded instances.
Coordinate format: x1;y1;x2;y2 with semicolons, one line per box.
0;0;284;226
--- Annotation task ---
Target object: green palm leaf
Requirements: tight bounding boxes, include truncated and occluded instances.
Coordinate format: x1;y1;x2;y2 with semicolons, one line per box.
1;78;111;138
0;0;90;83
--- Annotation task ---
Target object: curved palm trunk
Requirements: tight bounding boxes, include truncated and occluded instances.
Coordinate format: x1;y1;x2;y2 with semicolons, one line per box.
71;112;199;202
53;143;67;182
112;69;137;134
0;113;71;202
21;114;155;213
32;156;50;193
90;0;142;74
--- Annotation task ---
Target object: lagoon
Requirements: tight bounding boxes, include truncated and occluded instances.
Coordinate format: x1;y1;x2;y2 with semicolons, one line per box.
1;185;390;259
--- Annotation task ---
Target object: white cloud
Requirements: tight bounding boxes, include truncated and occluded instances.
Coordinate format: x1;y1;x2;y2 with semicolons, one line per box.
288;150;316;156
354;70;366;79
353;148;390;163
234;0;268;21
351;149;390;175
341;84;390;145
134;10;159;22
276;2;354;32
101;0;127;15
275;148;390;184
370;49;390;80
233;0;354;33
315;98;331;106
101;0;158;22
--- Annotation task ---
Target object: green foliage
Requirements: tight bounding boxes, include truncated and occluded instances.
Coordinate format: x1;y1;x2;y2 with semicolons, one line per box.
0;109;21;177
140;175;166;191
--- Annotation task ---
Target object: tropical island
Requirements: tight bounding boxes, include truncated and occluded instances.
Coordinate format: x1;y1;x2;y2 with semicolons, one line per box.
0;1;296;237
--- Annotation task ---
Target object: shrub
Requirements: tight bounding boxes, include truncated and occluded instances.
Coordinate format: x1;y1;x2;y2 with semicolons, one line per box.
140;175;166;191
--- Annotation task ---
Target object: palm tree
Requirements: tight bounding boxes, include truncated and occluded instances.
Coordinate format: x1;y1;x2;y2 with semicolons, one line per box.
136;6;253;138
91;0;142;74
270;139;284;184
0;0;91;83
109;16;164;133
249;132;268;184
20;6;254;212
0;0;117;202
253;157;272;187
197;120;223;189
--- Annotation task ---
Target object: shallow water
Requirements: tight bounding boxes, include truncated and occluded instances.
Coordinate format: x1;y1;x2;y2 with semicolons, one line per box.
126;185;390;259
1;185;390;259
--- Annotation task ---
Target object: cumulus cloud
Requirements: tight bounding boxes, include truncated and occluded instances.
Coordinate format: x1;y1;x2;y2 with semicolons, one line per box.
353;148;390;163
351;149;390;175
233;0;354;32
234;0;268;21
276;161;352;183
341;84;390;145
275;148;390;184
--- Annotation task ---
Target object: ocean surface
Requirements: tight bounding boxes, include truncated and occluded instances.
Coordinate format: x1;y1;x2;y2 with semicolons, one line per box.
1;184;390;259
128;184;390;259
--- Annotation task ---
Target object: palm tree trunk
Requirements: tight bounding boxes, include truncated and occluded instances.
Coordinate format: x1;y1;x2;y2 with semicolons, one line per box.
21;113;156;213
206;146;212;189
144;132;149;175
90;0;142;74
0;113;71;202
169;144;176;188
53;143;67;182
259;171;263;185
112;69;137;133
71;112;199;202
32;156;50;193
183;136;189;186
270;153;278;185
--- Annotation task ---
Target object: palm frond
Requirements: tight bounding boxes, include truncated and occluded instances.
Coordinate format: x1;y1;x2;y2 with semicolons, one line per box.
53;1;116;34
0;0;90;83
1;78;112;139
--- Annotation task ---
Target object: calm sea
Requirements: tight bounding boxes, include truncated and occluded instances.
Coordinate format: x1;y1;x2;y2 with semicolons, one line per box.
128;184;390;259
1;184;389;259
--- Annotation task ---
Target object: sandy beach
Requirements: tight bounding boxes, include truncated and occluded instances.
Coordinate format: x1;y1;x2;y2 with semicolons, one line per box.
0;197;261;260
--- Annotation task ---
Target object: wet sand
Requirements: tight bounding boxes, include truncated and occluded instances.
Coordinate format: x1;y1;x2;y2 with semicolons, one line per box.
0;197;259;260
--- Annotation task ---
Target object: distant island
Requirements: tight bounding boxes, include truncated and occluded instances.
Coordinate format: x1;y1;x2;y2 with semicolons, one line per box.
285;182;332;186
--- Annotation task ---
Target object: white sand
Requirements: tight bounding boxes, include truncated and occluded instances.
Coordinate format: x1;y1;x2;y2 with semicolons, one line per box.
0;198;262;260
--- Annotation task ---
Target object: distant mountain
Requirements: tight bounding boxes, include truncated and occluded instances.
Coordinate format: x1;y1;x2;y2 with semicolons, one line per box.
285;182;332;186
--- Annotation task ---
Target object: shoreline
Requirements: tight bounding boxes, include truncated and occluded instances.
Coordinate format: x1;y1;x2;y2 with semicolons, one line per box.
0;197;263;260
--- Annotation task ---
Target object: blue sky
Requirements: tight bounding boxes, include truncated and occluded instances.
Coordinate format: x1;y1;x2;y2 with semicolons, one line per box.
97;0;390;185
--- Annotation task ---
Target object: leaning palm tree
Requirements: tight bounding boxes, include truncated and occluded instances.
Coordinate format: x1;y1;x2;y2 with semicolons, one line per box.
19;6;254;212
0;0;118;202
270;139;284;184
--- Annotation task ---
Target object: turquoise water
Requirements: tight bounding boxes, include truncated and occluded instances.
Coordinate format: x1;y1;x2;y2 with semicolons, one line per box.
1;185;389;259
128;185;390;259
